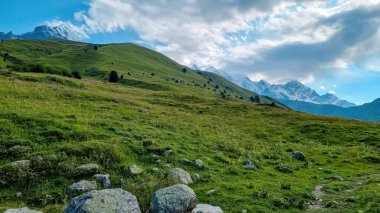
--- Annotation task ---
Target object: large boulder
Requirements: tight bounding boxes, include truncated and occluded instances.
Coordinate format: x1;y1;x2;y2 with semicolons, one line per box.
292;151;305;161
11;160;30;170
94;174;111;188
166;168;193;185
191;204;223;213
68;180;97;197
4;207;42;213
128;165;143;175
65;189;141;213
151;184;197;213
76;163;99;175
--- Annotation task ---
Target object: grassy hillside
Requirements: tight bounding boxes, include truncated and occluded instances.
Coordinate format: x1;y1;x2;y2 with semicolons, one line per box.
0;40;379;213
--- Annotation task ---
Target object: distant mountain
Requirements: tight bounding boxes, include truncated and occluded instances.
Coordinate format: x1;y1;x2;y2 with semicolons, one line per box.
283;98;380;122
0;25;70;41
215;71;356;108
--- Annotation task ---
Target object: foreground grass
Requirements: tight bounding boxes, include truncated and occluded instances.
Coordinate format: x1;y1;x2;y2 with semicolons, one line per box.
0;71;378;212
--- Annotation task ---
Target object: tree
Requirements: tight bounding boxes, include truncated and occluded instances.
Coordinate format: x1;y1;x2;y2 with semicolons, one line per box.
109;70;119;83
120;75;124;79
94;46;98;50
250;96;255;103
182;68;187;73
72;71;82;79
254;95;260;103
3;52;9;62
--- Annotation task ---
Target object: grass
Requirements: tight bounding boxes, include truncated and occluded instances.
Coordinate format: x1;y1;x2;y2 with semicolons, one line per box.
0;40;379;212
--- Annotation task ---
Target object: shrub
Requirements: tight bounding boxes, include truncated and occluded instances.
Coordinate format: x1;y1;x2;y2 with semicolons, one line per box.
182;68;187;73
71;71;82;79
109;70;119;83
275;164;294;173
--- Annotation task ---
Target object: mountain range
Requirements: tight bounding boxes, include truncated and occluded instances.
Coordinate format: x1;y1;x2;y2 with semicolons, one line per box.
214;71;356;108
0;25;70;41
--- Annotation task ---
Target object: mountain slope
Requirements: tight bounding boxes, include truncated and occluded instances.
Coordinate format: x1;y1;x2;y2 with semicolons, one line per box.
216;71;356;107
0;40;379;212
0;25;70;41
283;99;380;122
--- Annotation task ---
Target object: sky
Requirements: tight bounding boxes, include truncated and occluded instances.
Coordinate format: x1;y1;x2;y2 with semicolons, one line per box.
1;0;380;105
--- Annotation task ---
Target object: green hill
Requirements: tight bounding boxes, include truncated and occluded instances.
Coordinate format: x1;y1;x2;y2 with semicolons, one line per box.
0;40;379;212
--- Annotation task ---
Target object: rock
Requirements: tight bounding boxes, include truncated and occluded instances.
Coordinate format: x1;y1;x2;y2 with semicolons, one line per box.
241;209;248;213
65;189;141;213
333;175;344;181
4;208;42;213
163;163;171;168
152;168;160;172
191;204;223;213
164;149;174;156
193;174;200;182
292;151;305;161
9;145;31;153
181;158;191;165
166;168;193;185
76;163;99;175
128;165;143;175
243;161;257;170
151;184;196;213
11;160;30;169
206;189;217;195
94;174;111;188
68;180;97;196
194;159;205;169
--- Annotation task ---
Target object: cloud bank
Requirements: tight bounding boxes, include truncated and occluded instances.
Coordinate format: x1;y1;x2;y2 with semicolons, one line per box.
57;0;380;83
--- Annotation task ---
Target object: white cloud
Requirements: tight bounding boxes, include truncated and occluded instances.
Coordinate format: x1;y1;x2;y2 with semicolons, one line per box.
58;0;380;82
328;90;336;94
320;85;325;90
46;20;88;41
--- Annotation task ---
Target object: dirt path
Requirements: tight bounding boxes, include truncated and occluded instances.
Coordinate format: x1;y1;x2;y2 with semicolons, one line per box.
308;185;324;210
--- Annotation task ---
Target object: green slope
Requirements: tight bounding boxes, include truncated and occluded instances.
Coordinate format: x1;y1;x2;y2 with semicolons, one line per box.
0;40;379;213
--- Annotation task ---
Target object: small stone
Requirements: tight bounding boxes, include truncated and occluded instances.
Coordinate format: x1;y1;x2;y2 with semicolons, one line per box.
206;189;217;195
152;168;160;172
11;160;30;170
94;174;111;188
76;163;99;175
9;146;31;153
4;207;42;213
16;192;22;197
292;151;306;161
243;161;257;170
68;180;97;196
181;158;191;164
65;189;141;213
332;175;344;181
166;168;193;185
163;163;171;168
151;184;196;213
164;149;173;156
191;204;223;213
194;159;205;169
128;165;143;175
241;209;248;213
193;174;200;182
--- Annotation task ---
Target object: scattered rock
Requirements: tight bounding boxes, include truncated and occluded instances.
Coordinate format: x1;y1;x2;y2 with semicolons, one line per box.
65;189;141;213
76;163;99;175
68;180;97;196
4;208;42;213
292;151;305;161
128;165;143;175
191;204;223;213
193;174;200;182
243;161;258;170
163;163;171;168
11;160;30;169
181;158;191;165
241;209;248;213
332;175;344;181
94;174;111;188
206;189;218;195
152;168;160;172
194;159;205;169
151;184;197;213
164;149;173;156
9;145;31;153
16;192;22;198
166;168;193;185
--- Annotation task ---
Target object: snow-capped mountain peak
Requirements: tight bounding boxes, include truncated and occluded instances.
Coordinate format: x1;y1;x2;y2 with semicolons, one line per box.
0;25;70;41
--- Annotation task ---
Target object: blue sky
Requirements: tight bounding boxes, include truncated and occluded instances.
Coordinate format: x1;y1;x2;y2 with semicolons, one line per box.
1;0;380;105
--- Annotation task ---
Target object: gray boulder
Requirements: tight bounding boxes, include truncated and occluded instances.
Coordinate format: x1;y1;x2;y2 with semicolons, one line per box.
65;189;141;213
11;160;30;169
4;208;42;213
76;163;99;175
243;161;257;170
191;204;223;213
128;165;143;175
68;180;97;196
151;184;196;213
194;159;205;169
180;158;191;165
94;174;111;188
166;168;193;185
292;151;305;161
